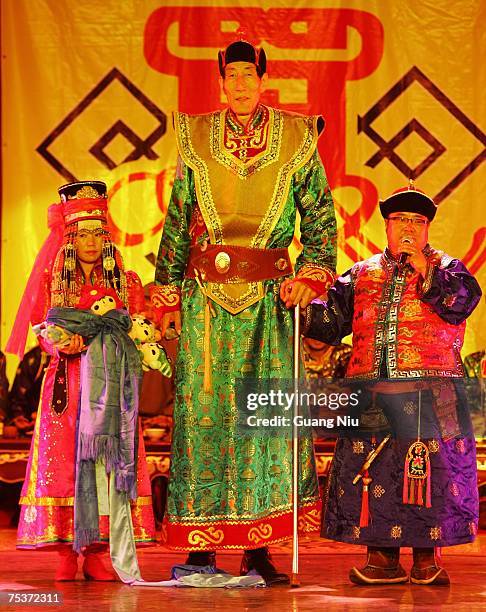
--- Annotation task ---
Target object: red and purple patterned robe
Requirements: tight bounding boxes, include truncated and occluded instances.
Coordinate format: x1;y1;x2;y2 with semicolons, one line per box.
304;246;482;547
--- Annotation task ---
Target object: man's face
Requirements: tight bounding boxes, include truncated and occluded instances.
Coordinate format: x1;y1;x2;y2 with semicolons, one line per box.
385;212;429;254
75;221;104;264
220;61;267;119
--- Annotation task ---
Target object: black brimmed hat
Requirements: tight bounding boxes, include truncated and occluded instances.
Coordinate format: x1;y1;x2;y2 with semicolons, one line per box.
218;40;266;77
379;182;437;221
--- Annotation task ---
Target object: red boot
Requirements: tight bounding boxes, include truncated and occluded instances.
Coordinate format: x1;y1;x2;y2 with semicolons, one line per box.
55;547;78;581
82;548;117;581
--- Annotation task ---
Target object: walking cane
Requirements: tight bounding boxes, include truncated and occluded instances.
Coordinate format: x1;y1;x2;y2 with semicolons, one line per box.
291;303;301;588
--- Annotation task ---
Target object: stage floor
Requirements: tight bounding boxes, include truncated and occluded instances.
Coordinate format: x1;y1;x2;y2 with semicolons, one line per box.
1;529;486;610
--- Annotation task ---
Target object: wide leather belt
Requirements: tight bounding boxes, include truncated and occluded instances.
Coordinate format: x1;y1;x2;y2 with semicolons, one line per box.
186;244;292;284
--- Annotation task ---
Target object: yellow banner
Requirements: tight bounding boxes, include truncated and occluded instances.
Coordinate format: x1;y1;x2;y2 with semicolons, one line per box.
2;0;485;374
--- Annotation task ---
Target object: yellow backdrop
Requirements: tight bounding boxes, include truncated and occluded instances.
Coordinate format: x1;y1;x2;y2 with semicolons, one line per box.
2;0;485;376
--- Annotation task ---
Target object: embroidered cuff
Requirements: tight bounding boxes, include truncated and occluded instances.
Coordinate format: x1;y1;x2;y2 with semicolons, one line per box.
295;264;335;297
150;284;181;321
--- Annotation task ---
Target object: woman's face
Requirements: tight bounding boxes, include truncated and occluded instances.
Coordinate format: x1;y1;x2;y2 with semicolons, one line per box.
74;222;104;264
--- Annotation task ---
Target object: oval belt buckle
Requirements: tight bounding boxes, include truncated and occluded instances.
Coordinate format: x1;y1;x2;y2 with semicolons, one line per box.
215;251;231;274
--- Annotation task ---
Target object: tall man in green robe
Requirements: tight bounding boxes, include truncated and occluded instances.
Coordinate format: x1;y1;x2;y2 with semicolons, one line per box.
152;38;337;585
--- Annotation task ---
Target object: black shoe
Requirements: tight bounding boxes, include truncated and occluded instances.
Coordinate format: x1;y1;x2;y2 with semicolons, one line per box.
185;551;216;567
241;547;290;586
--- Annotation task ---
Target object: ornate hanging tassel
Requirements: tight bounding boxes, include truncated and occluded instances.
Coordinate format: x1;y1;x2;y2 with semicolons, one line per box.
353;435;391;528
425;454;432;507
194;270;215;394
114;246;128;306
102;240;115;285
203;301;212;393
64;242;77;306
359;470;372;527
402;440;431;508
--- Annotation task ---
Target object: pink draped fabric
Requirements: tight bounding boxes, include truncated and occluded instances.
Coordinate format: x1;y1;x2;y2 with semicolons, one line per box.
5;204;64;358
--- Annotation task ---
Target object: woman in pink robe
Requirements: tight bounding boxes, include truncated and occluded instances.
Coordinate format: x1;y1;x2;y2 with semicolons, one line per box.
8;181;155;580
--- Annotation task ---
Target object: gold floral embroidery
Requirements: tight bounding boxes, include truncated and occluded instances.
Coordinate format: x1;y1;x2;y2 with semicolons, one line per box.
400;300;423;318
353;441;364;454
399;347;421;367
72;185;103;199
403;401;417;415
224;108;270;162
150;284;180;310
298;508;321;533
188;526;224;548
373;485;385;498
174;108;321;314
443;294;457;308
213;107;280;178
248;524;273;544
295;263;335;292
429;526;442;540
352;526;361;539
390;525;402;539
23;506;37;523
428;440;440;453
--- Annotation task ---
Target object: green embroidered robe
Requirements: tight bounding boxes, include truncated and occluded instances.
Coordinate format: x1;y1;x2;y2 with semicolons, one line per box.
155;105;337;550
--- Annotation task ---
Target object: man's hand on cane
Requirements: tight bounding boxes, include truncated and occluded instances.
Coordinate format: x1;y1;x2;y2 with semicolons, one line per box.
280;278;318;309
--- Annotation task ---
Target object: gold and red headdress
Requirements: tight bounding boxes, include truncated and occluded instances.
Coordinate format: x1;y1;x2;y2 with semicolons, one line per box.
50;181;127;308
6;181;127;358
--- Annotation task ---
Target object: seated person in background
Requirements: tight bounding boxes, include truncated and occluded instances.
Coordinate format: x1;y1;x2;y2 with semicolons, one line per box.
463;350;486;379
463;349;485;438
136;283;177;528
8;344;49;433
138;282;175;434
302;337;352;380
